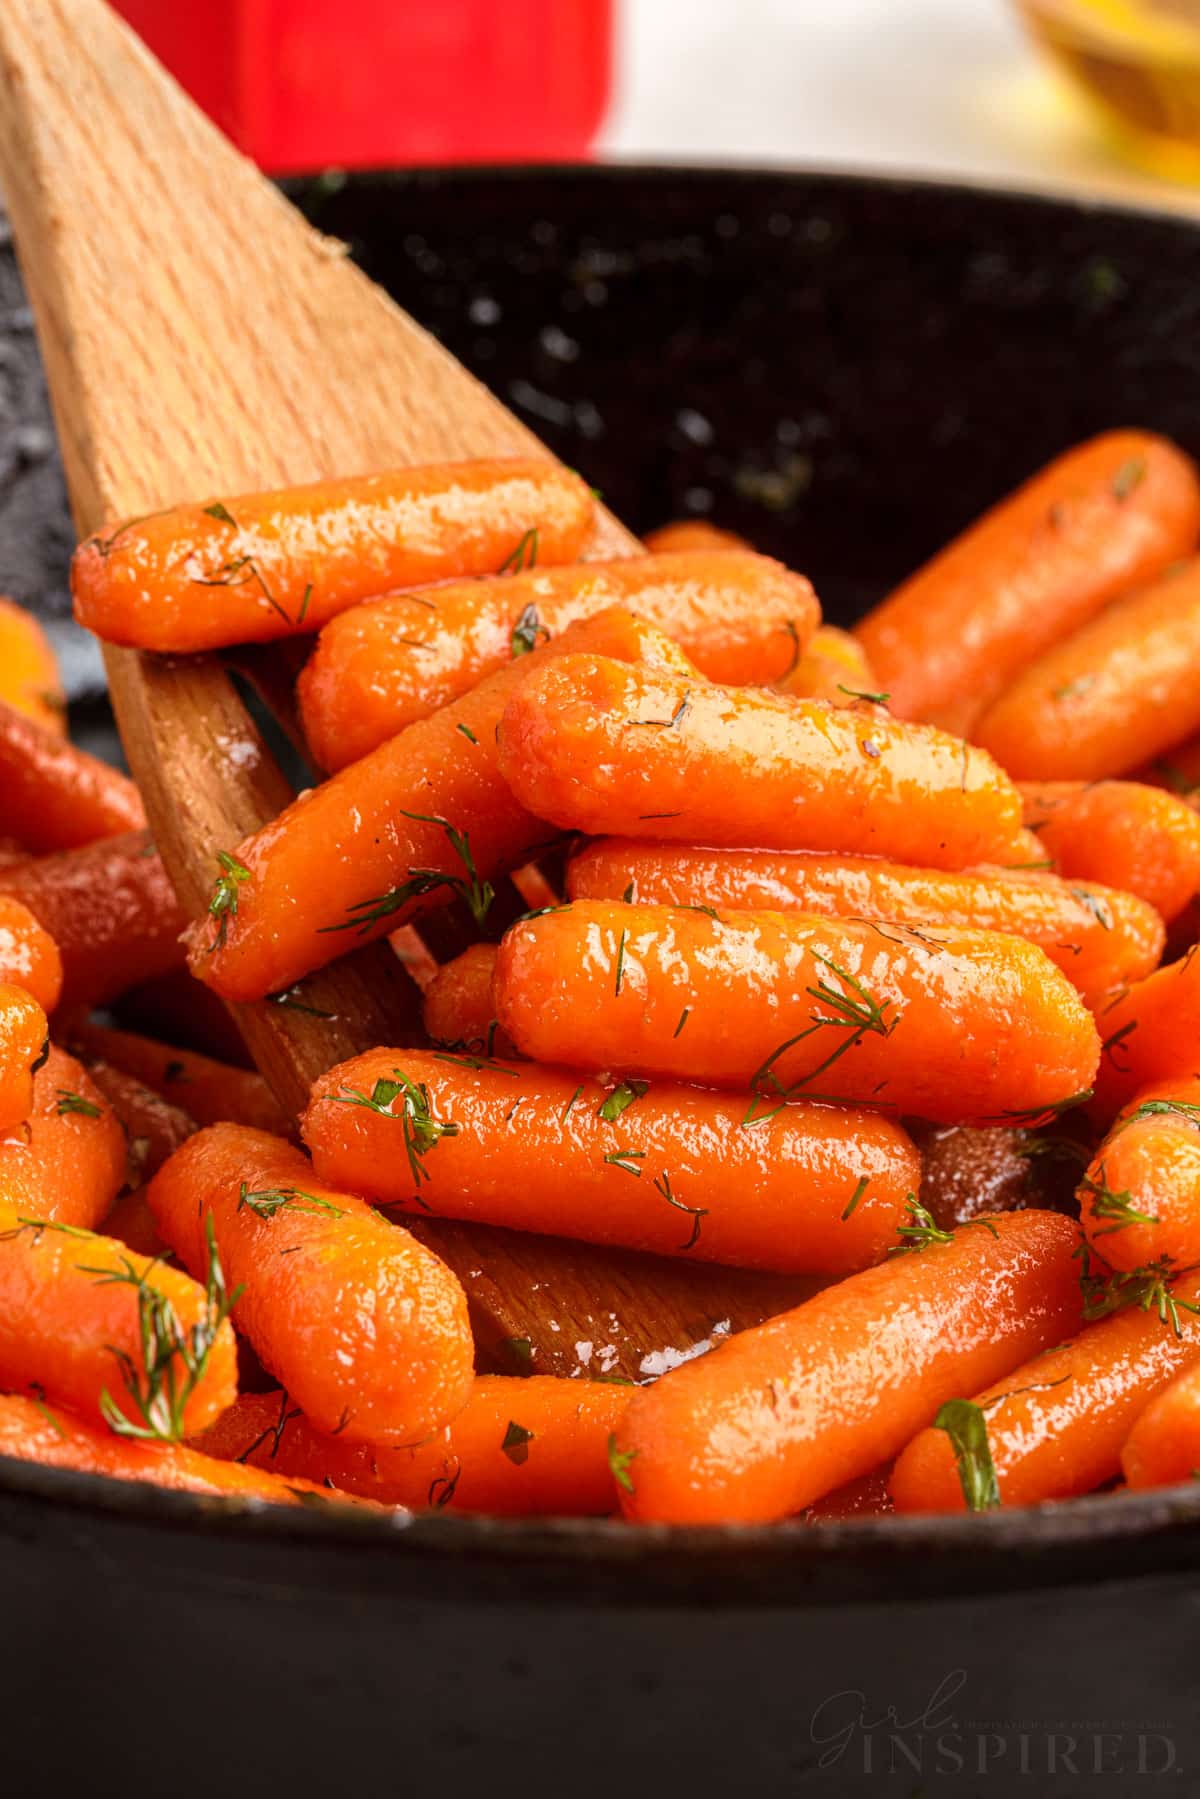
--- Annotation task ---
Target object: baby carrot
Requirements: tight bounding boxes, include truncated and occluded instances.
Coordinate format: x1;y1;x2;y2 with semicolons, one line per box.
0;700;144;853
1079;1076;1200;1274
497;656;1023;871
0;985;48;1134
975;557;1200;780
72;459;594;652
421;944;517;1057
69;1022;291;1137
187;608;699;1003
0;895;62;1013
0;1392;357;1507
102;1186;169;1259
1121;1361;1200;1488
0;1046;128;1228
1145;732;1200;798
1089;952;1200;1120
302;1048;921;1274
1022;779;1200;924
890;1268;1200;1511
0;1201;238;1436
854;430;1200;733
566;842;1163;1006
297;549;818;770
643;520;751;553
81;1060;196;1183
611;1209;1082;1522
192;1375;631;1516
494;901;1100;1127
777;623;881;706
147;1124;474;1443
0;596;65;735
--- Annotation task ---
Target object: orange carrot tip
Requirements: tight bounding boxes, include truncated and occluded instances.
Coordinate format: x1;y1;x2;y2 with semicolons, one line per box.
1021;778;1200;925
642;519;752;553
493;900;1100;1127
1121;1361;1200;1489
609;1210;1082;1523
72;459;594;652
302;1047;920;1275
0;596;66;736
192;1375;632;1517
0;1045;128;1228
0;1201;238;1438
1079;1075;1200;1275
777;624;882;707
496;653;1023;871
1089;950;1200;1121
0;984;48;1133
421;944;518;1058
0;894;62;1013
147;1123;473;1443
0;699;145;854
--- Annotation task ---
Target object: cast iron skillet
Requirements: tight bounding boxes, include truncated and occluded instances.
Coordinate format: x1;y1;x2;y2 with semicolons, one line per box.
3;167;1200;1794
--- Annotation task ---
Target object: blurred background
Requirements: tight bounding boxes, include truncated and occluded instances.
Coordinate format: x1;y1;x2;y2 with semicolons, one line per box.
111;0;1200;208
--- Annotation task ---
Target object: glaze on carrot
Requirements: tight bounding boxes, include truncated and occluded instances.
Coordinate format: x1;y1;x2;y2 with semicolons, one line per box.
777;624;881;706
610;1210;1082;1522
147;1124;473;1443
854;430;1200;734
1021;779;1200;924
497;656;1023;871
890;1268;1200;1510
1121;1361;1200;1489
0;1391;357;1507
0;832;186;1010
303;1048;921;1274
494;901;1100;1127
72;459;594;651
187;608;699;1003
0;895;62;1013
1089;951;1200;1120
0;596;65;735
0;700;144;852
192;1376;630;1516
0;1202;238;1436
69;1022;291;1137
421;944;517;1057
976;557;1200;780
0;985;48;1134
1080;1075;1200;1273
566;841;1163;1006
0;1046;127;1228
298;549;819;770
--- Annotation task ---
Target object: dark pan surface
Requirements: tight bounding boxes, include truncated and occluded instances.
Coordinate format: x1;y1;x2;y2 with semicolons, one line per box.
4;165;1200;1620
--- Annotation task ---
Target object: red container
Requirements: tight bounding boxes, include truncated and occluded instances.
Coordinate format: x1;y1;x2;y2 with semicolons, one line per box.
112;0;612;174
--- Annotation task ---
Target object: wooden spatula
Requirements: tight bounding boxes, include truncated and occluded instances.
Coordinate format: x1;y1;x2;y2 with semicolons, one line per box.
0;0;817;1379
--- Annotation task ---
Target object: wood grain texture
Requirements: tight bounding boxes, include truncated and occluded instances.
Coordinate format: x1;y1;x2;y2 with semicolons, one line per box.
0;0;814;1377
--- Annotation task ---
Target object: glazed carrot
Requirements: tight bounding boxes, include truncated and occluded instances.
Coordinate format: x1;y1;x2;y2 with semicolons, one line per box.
303;1048;921;1274
1022;779;1200;924
0;1201;238;1435
0;596;65;735
0;895;62;1013
803;1467;895;1522
854;430;1200;734
1079;1076;1200;1273
643;520;751;553
421;944;517;1057
192;1376;631;1516
495;901;1100;1126
890;1268;1200;1511
0;832;185;1011
777;624;881;706
611;1210;1081;1522
71;459;594;652
69;1022;290;1137
1089;951;1200;1120
147;1124;473;1443
187;608;699;1003
1145;731;1200;797
497;656;1023;871
0;1392;358;1507
0;699;145;852
82;1060;196;1183
297;549;819;770
0;985;48;1134
566;842;1163;1006
0;1047;128;1228
1121;1361;1200;1488
975;557;1200;780
102;1186;168;1258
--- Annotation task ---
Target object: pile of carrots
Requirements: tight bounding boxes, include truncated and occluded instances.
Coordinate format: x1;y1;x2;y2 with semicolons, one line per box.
4;432;1200;1523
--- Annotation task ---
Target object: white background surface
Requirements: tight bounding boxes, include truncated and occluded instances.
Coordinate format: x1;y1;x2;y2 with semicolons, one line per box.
601;0;1197;213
